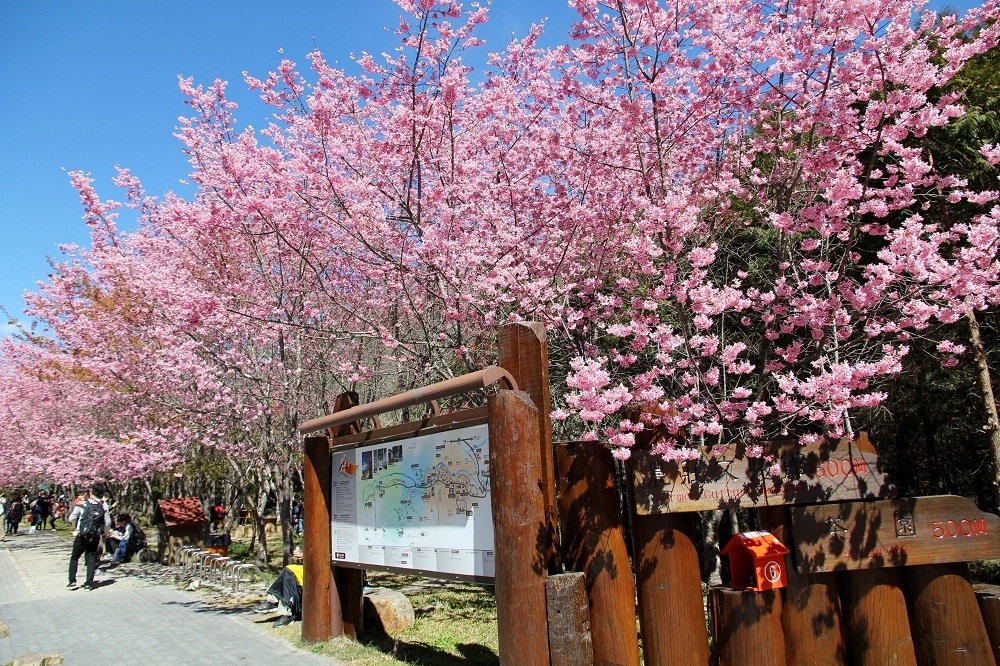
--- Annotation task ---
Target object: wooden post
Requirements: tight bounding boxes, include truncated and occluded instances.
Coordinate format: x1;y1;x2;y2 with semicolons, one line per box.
975;585;1000;665
557;441;640;666
328;392;364;640
759;507;846;666
498;322;560;574
547;572;595;666
489;389;550;666
710;588;786;666
840;568;917;666
633;511;710;665
302;433;336;643
628;406;710;666
334;566;366;640
302;391;358;644
905;564;996;666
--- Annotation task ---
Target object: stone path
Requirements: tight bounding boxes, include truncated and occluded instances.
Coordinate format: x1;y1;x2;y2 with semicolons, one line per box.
0;531;337;665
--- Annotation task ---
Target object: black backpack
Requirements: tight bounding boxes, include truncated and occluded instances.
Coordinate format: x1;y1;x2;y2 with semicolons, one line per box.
79;502;105;537
129;521;147;548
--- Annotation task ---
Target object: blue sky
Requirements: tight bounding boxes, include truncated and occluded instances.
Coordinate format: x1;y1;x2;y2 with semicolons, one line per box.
0;0;983;332
0;0;581;332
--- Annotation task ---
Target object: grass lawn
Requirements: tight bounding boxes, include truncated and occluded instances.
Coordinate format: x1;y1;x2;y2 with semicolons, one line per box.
270;570;499;666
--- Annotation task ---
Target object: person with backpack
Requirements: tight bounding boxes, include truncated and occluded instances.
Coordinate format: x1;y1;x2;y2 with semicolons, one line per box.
29;491;50;534
67;484;111;590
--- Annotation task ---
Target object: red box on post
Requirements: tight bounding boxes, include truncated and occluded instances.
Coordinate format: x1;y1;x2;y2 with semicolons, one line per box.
721;531;789;591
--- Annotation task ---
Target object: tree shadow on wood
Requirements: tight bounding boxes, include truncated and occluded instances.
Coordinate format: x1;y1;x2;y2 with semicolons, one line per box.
559;442;627;582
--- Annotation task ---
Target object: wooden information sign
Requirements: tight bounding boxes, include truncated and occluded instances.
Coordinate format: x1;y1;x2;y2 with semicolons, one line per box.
790;495;1000;574
632;432;890;514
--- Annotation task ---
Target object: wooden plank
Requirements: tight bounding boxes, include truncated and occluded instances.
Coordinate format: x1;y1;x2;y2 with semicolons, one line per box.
489;390;550;665
790;495;1000;574
633;433;889;514
633;512;710;665
628;404;710;666
557;442;639;666
906;564;996;666
840;568;916;666
758;507;846;666
709;587;786;666
975;585;1000;665
546;573;594;666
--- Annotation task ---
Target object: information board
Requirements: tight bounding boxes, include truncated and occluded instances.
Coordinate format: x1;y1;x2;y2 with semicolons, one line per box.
330;423;495;581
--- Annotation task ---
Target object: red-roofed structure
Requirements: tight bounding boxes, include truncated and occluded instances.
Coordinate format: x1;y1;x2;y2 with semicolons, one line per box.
154;497;207;564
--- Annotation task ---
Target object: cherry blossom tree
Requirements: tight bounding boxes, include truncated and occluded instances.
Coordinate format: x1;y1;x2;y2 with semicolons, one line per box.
2;0;1000;521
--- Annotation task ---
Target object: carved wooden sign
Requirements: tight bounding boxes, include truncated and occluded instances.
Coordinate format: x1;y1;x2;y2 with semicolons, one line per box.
631;433;890;514
790;495;1000;574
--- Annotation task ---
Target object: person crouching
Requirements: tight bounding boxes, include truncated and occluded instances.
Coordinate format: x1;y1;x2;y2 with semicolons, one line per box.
106;513;147;565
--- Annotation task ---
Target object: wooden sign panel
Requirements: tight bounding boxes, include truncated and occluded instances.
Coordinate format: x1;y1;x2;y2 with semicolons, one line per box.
790;495;1000;574
631;433;890;514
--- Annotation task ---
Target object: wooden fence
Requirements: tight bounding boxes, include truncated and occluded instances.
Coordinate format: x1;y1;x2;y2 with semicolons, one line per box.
301;322;1000;665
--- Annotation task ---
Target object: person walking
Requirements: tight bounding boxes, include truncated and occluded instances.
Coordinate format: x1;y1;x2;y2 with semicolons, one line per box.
0;495;7;541
66;484;111;590
30;492;50;534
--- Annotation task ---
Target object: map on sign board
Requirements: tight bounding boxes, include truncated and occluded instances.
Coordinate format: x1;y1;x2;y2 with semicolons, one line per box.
632;432;891;514
330;423;495;581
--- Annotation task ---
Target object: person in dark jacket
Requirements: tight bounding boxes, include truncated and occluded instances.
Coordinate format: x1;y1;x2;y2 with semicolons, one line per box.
6;499;24;535
31;492;51;532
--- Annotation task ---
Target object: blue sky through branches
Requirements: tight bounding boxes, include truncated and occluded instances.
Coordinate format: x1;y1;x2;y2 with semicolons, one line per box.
0;0;981;333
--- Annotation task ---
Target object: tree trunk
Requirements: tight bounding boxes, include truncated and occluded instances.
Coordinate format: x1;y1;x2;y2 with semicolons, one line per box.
969;310;1000;510
254;486;270;566
702;509;725;586
279;460;295;566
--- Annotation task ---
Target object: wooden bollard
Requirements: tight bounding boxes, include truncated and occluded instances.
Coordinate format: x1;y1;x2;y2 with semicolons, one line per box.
557;442;640;666
840;568;916;666
906;564;996;666
633;512;710;665
759;507;846;665
489;390;550;666
974;585;1000;665
709;587;786;666
547;572;595;666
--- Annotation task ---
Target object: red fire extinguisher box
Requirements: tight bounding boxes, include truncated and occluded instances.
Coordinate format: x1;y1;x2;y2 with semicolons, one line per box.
721;531;789;591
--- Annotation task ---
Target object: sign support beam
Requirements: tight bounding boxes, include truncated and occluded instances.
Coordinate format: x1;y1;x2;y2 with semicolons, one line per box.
302;391;358;644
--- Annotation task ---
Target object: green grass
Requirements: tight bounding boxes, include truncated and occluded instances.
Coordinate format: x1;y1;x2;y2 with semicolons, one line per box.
218;532;501;663
271;571;499;666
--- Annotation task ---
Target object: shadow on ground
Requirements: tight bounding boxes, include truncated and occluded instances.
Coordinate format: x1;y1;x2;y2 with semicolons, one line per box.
163;599;254;616
360;637;498;666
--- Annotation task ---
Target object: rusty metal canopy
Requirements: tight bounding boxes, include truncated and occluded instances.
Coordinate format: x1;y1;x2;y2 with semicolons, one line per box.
299;366;517;436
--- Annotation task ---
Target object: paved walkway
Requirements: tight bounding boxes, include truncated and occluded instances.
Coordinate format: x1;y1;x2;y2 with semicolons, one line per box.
0;531;335;665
